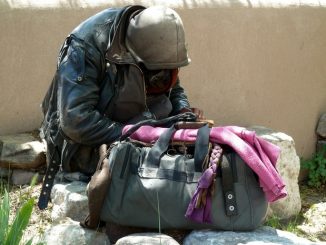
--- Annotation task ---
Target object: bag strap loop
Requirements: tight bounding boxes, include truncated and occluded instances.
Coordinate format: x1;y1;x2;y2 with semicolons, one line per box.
146;126;176;168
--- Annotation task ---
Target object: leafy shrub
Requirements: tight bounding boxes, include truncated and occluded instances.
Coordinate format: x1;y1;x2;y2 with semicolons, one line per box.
302;145;326;188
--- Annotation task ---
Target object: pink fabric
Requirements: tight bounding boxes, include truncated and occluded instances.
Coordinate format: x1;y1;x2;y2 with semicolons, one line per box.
185;163;216;222
122;125;287;202
185;144;222;223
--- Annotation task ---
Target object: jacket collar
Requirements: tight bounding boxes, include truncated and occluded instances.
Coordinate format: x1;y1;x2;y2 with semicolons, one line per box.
105;5;145;64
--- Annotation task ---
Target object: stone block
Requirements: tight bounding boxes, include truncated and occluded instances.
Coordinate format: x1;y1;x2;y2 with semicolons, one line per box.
40;218;110;245
11;169;43;185
298;202;326;241
248;126;301;219
115;233;179;245
0;167;12;179
51;181;88;222
0;133;46;169
183;226;320;245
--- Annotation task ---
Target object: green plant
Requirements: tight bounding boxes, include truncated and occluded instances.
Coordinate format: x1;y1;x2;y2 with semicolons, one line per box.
0;179;8;197
302;145;326;188
265;214;282;228
264;214;303;234
0;175;37;245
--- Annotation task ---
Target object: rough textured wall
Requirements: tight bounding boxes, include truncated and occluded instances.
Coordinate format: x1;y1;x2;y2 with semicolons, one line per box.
0;1;325;159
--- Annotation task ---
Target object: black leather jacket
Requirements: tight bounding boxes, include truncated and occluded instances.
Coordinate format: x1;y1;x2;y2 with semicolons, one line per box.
41;5;190;175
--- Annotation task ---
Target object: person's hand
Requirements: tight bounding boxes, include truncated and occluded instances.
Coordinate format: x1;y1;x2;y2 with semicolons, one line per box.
179;107;205;120
178;107;214;126
190;107;204;120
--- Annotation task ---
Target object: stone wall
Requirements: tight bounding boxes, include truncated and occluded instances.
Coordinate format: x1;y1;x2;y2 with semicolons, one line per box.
0;0;326;159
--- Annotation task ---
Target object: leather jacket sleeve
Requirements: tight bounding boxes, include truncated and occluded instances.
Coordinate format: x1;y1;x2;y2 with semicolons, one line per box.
169;78;191;115
57;37;123;145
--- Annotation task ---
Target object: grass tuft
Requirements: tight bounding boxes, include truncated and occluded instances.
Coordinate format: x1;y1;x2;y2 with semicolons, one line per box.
0;174;37;245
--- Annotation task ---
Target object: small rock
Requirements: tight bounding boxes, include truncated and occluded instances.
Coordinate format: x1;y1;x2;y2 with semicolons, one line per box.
316;113;326;138
183;226;320;245
248;126;302;219
298;202;326;241
0;133;46;169
11;169;42;185
40;217;110;245
115;233;179;245
0;167;12;178
51;181;88;222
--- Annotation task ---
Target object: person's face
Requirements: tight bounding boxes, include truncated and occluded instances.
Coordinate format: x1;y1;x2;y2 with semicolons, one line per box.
139;63;179;94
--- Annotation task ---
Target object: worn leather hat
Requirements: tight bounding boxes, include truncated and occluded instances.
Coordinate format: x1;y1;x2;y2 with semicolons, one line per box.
125;6;190;70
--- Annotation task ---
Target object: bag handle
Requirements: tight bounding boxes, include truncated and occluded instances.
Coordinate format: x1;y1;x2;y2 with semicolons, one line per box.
120;112;197;141
146;124;211;171
194;125;211;172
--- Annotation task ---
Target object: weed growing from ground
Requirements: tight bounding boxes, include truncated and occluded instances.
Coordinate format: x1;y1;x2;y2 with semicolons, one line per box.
301;145;326;188
265;213;304;234
0;175;38;245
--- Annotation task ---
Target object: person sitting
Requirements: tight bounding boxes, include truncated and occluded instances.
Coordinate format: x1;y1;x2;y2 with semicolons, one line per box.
38;5;201;209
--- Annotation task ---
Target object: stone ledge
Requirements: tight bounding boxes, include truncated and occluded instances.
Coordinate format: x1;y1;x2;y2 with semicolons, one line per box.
183;226;321;245
0;133;46;170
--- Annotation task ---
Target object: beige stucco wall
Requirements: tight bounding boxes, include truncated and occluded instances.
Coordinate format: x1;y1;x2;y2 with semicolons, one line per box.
0;0;325;159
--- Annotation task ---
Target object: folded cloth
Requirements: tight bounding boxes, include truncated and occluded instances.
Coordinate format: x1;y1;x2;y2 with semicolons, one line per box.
122;125;287;203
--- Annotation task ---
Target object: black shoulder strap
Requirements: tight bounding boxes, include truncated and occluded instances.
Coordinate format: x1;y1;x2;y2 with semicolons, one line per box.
38;142;61;210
